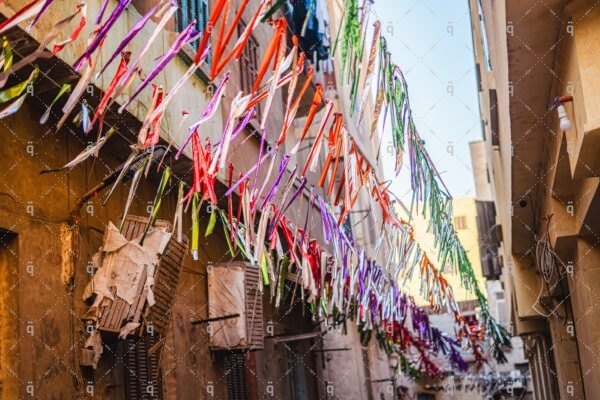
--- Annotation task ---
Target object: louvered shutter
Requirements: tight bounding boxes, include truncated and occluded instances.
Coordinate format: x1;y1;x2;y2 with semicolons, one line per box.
208;262;264;350
226;352;248;400
124;334;163;400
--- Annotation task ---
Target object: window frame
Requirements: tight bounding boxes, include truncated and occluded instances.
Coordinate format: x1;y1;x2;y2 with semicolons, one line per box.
176;0;211;66
453;215;468;230
237;20;261;118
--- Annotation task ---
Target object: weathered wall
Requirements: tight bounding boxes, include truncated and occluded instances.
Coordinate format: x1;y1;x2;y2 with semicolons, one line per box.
0;93;323;398
0;1;398;399
469;0;600;398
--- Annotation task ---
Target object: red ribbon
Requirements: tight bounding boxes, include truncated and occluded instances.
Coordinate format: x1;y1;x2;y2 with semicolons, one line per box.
90;51;130;134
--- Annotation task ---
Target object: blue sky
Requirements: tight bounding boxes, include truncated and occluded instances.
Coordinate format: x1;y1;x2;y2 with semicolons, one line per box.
370;0;482;200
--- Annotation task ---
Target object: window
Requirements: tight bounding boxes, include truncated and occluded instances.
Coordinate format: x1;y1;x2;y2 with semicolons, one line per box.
237;21;260;116
489;89;499;146
123;335;163;400
177;0;209;53
477;0;492;71
225;352;248;400
285;343;313;400
0;230;19;397
342;213;353;240
453;215;467;230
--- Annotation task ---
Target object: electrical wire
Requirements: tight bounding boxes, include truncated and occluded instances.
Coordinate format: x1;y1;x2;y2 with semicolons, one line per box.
531;215;573;322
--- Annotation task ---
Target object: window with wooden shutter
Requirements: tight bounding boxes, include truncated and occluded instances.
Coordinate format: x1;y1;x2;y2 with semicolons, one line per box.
95;216;188;337
84;216;188;400
123;334;163;400
208;262;264;350
176;0;209;52
489;89;499;147
225;352;248;400
237;21;260;118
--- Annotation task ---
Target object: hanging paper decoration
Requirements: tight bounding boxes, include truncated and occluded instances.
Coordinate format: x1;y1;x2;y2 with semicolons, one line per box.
119;156;149;232
40;83;70;124
261;0;287;22
2;0;514;373
0;5;84;90
95;1;165;80
56;48;99;131
172;181;185;243
175;72;231;160
29;0;55;28
110;0;178;104
0;92;28;119
118;21;200;112
52;3;87;54
140;166;170;244
95;0;111;25
357;20;380;126
0;65;38;103
0;37;13;73
0;0;44;36
73;0;133;71
330;3;512;362
103;148;142;205
209;0;249;79
191;192;200;260
39;128;115;174
138;84;165;148
73;100;92;133
89;51;131;134
0;66;39;119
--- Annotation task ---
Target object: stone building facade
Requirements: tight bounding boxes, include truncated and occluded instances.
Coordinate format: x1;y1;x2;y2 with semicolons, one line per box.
468;0;600;398
0;0;394;399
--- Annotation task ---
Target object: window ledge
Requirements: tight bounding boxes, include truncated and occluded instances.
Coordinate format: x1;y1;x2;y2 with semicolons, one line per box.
177;44;212;86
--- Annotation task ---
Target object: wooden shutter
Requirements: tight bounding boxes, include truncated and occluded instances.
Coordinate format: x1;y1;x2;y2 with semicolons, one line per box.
96;216;187;336
107;216;188;400
124;334;163;400
226;352;248;400
489;89;499;146
208;262;264;350
244;263;263;350
145;229;188;336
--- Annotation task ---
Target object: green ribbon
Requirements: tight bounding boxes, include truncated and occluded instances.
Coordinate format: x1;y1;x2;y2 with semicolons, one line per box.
260;253;270;286
0;66;38;103
140;166;170;245
205;207;217;237
191;192;200;260
2;36;13;72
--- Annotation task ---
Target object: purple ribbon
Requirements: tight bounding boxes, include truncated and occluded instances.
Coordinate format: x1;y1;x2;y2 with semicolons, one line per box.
268;173;305;239
318;195;332;243
250;127;267;209
95;0;110;24
224;145;278;197
260;155;290;210
74;0;132;71
175;72;232;160
119;22;200;112
30;0;55;27
226;107;255;143
96;2;161;80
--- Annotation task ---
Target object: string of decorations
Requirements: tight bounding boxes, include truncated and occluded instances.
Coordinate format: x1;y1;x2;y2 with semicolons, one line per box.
330;0;511;358
0;0;510;376
423;372;531;396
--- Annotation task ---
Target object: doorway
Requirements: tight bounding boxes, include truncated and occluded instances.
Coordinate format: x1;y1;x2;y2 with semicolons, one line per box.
0;229;19;399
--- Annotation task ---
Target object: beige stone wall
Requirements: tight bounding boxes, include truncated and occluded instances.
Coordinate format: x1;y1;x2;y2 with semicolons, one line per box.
0;0;398;398
469;0;600;398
